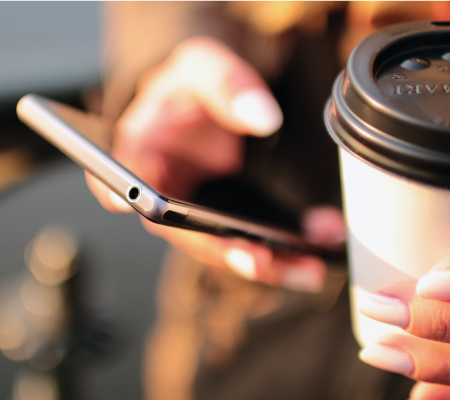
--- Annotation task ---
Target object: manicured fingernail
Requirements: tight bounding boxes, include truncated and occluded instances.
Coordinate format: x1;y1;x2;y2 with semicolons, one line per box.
108;191;133;213
359;293;409;328
230;88;283;137
224;248;256;279
359;343;413;374
281;268;324;293
417;270;450;300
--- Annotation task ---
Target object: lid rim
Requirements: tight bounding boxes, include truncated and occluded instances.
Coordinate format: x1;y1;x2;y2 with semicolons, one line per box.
346;22;450;136
326;21;450;188
326;100;450;189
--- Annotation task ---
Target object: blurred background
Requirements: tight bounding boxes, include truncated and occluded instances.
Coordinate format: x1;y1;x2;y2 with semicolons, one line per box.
0;3;166;399
0;1;102;185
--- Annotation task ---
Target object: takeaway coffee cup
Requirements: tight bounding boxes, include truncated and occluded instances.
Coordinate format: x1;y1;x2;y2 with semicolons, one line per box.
325;21;450;348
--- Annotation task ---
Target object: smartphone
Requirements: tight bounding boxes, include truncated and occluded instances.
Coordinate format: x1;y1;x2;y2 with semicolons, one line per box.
16;94;344;256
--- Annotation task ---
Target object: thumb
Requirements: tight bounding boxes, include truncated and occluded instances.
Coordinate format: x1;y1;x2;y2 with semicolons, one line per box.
124;36;283;138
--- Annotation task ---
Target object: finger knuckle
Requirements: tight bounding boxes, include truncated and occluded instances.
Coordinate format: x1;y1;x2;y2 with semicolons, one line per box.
427;359;450;385
428;308;450;342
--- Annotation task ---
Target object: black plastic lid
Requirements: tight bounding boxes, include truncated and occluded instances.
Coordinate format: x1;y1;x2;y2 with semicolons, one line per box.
325;21;450;188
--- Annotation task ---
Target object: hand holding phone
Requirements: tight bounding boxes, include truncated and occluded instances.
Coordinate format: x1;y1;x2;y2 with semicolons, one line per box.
17;94;323;250
16;37;345;291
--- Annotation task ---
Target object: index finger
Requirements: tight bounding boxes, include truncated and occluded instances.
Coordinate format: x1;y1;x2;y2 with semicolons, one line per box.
117;36;283;140
140;216;327;293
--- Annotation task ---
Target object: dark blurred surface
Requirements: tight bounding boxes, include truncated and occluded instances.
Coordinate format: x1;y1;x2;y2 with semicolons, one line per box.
0;153;167;399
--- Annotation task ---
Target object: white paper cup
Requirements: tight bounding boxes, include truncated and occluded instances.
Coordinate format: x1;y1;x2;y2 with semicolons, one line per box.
325;21;450;347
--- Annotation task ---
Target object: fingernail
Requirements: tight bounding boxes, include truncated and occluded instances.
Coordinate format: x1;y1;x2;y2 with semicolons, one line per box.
302;206;346;245
359;343;414;375
224;248;256;279
108;191;134;213
230;88;283;137
281;268;324;293
417;270;450;300
359;293;409;328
